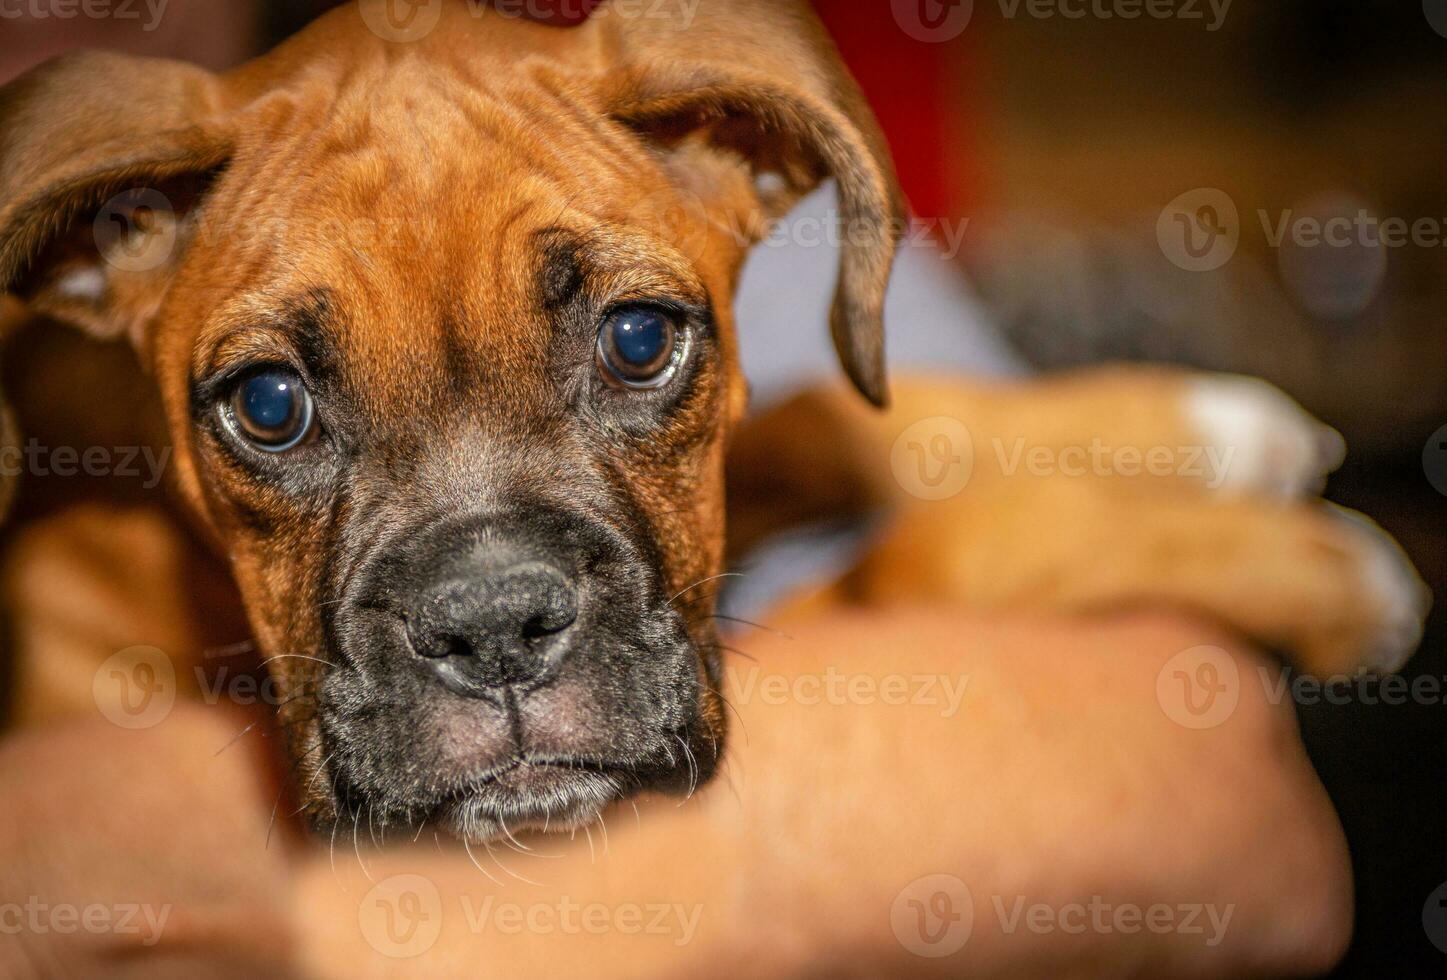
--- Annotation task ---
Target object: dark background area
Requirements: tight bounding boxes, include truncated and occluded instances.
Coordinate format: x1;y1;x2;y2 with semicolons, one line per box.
958;2;1447;973
0;0;1441;974
1312;459;1446;978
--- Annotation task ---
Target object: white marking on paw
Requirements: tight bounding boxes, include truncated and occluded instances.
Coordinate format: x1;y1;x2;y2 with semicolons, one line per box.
1186;375;1346;498
1331;505;1432;675
54;266;106;303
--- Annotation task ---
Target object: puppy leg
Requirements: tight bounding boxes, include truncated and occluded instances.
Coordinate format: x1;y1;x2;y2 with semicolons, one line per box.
730;368;1346;517
733;369;1428;677
841;482;1427;678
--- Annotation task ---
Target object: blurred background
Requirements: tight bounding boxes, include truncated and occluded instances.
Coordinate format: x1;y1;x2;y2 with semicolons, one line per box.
2;1;1444;975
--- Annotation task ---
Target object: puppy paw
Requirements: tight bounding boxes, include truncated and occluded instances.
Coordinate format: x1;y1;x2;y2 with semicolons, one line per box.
1328;505;1432;676
1185;375;1346;498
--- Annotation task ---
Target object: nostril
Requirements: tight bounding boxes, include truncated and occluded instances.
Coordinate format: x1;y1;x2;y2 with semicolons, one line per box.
521;615;555;645
437;634;473;660
404;623;473;661
404;560;579;696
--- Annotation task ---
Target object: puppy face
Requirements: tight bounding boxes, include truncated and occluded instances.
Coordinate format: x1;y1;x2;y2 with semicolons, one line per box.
0;1;902;840
174;64;743;838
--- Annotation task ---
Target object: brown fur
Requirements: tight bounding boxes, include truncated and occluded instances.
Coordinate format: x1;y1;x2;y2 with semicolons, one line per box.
729;371;1430;678
0;0;1429;833
0;0;900;826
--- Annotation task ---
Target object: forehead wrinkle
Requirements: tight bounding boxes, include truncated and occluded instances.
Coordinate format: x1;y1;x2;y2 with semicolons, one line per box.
426;66;656;228
526;202;715;305
381;61;581;197
196;327;292;381
528;68;645;187
535;226;586;310
193;287;339;380
239;78;395;220
502;79;642;191
566;225;711;308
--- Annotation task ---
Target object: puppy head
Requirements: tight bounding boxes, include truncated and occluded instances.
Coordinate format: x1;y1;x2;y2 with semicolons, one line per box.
0;0;902;840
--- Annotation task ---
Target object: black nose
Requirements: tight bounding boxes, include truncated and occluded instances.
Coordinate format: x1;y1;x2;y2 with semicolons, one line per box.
406;561;578;698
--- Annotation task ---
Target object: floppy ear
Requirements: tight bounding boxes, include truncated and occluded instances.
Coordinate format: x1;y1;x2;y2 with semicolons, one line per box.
0;51;230;345
0;52;230;519
599;0;906;407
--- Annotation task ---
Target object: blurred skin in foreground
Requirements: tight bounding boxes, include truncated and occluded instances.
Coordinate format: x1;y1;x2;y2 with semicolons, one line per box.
0;4;1354;978
0;613;1350;978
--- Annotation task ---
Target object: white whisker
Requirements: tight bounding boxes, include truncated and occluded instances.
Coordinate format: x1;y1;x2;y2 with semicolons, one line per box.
464;835;504;887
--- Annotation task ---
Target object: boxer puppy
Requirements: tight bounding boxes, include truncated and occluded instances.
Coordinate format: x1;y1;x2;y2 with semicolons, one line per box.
0;0;1428;843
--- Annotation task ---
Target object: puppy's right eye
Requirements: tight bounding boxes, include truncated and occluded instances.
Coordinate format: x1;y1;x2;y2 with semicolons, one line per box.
596;305;681;389
228;368;316;452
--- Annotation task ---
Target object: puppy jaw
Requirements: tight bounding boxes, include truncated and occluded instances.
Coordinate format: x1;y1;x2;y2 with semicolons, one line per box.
298;491;728;836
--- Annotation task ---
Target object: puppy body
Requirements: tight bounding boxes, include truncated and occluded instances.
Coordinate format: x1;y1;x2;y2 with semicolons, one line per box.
0;0;900;838
730;371;1430;678
0;0;1430;844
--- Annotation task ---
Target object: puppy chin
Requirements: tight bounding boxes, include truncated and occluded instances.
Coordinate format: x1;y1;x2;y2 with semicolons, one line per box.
442;764;627;842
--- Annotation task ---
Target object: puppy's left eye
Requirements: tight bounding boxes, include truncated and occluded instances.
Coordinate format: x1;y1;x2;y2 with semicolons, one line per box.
596;306;681;388
228;368;316;452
